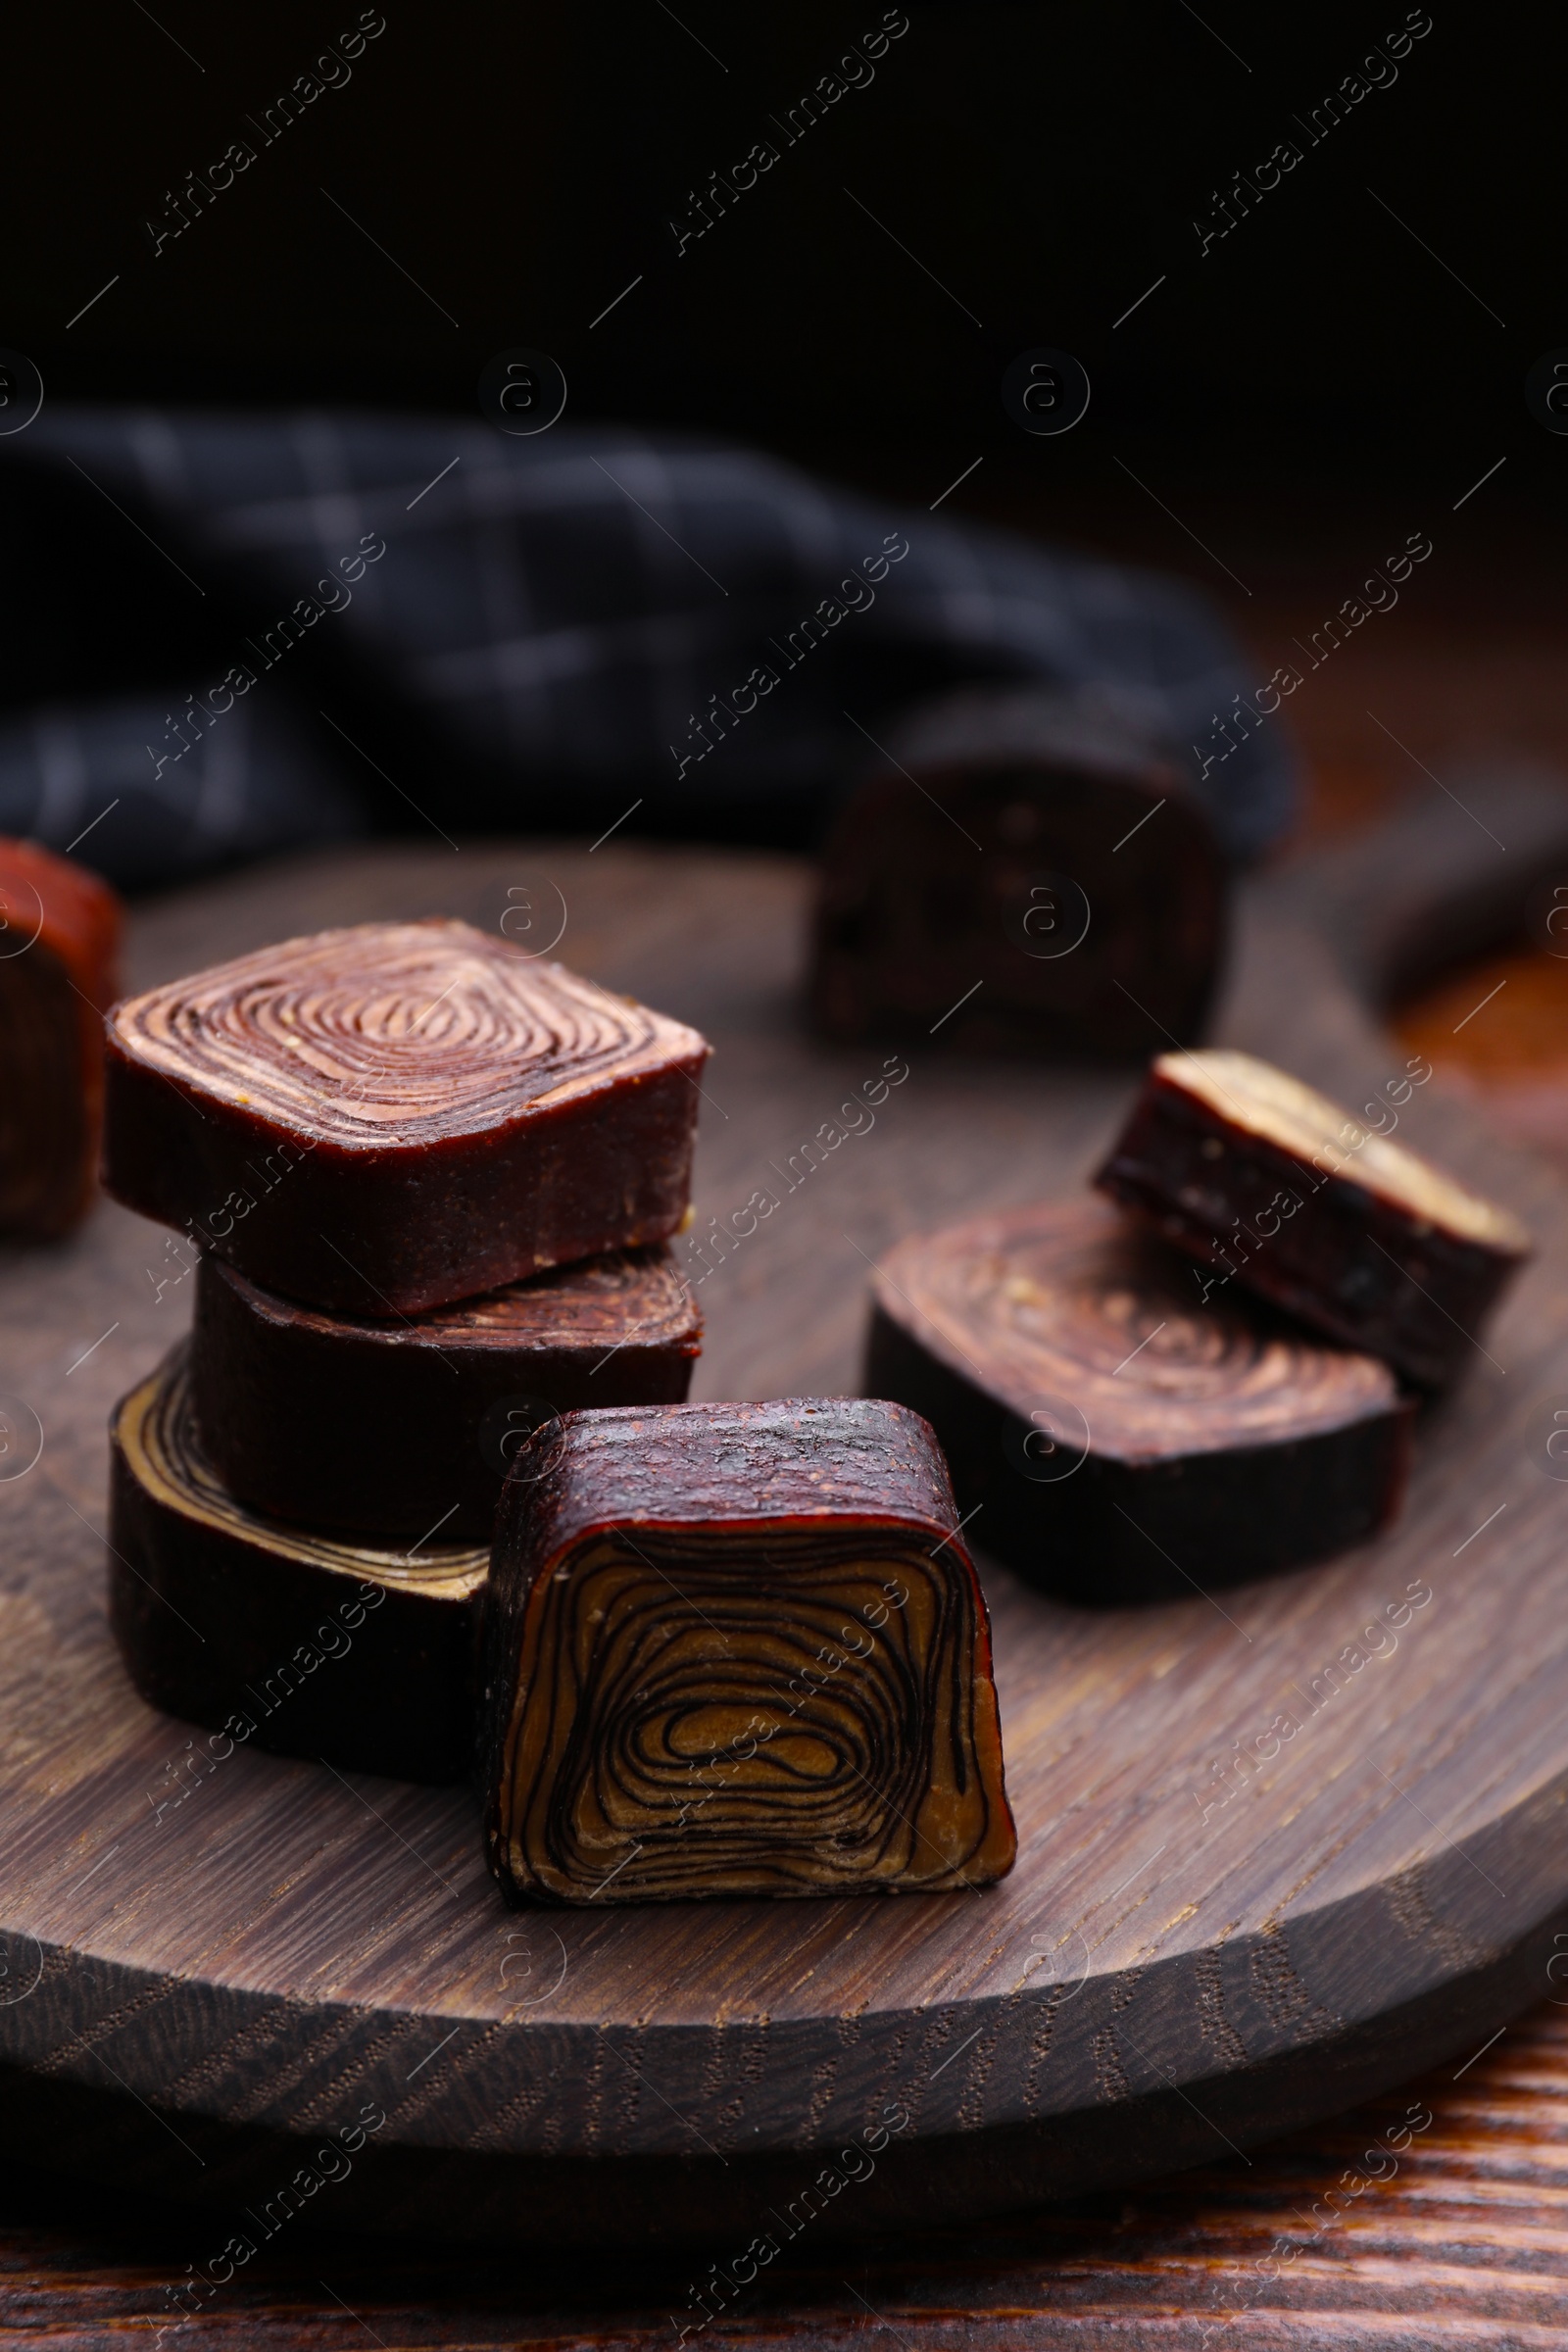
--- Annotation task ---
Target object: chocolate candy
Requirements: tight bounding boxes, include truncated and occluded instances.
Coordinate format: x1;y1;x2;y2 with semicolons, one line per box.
1095;1050;1531;1388
102;919;709;1315
865;1200;1412;1603
0;837;121;1237
480;1398;1016;1904
190;1244;701;1541
809;689;1226;1056
110;1347;487;1782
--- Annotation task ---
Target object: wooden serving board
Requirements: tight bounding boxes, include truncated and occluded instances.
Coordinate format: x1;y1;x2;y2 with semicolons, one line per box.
4;798;1568;2250
9;2000;1568;2347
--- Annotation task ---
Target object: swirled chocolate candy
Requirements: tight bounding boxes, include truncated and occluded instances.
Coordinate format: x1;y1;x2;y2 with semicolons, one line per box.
809;689;1226;1056
1095;1050;1531;1388
480;1398;1016;1905
0;837;121;1237
102;919;710;1315
865;1200;1411;1603
191;1245;701;1541
110;1347;487;1781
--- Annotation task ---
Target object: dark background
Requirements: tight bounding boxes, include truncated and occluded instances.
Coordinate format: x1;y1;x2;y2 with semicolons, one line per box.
12;4;1557;497
8;0;1563;841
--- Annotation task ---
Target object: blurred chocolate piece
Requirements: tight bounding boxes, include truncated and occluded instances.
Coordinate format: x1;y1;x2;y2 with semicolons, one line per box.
102;918;710;1315
1096;1050;1531;1388
480;1398;1016;1904
810;690;1226;1055
0;837;121;1237
110;1346;487;1782
865;1200;1412;1603
191;1244;701;1541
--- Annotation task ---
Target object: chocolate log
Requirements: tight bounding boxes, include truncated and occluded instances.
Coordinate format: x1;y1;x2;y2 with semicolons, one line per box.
102;919;710;1315
864;1200;1412;1604
0;836;121;1237
809;689;1226;1055
1095;1050;1531;1388
480;1398;1016;1904
110;1347;487;1781
190;1245;702;1541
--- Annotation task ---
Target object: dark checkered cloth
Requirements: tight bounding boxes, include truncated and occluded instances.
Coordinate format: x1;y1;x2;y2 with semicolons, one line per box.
0;411;1297;887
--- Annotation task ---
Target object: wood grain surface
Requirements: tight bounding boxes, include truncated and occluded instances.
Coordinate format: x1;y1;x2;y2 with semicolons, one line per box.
6;1991;1568;2347
4;806;1568;2250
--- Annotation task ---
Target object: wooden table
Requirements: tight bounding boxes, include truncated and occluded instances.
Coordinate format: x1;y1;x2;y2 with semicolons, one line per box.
6;1995;1568;2345
7;796;1568;2342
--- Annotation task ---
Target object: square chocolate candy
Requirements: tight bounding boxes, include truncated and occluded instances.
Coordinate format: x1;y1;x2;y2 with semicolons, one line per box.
479;1398;1016;1904
103;919;709;1316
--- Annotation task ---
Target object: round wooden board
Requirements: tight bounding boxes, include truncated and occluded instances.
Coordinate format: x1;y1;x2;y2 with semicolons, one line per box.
4;813;1568;2249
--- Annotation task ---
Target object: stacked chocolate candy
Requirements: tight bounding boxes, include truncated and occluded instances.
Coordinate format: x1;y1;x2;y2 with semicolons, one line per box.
103;918;708;1782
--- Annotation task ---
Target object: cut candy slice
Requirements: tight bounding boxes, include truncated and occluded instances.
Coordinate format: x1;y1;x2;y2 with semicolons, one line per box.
480;1397;1016;1904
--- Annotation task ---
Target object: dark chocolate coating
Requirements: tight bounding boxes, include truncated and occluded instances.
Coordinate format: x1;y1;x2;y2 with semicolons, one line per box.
864;1200;1413;1604
0;837;121;1237
1096;1051;1531;1389
190;1245;701;1540
109;1346;486;1782
102;919;709;1314
809;689;1226;1056
479;1398;1016;1904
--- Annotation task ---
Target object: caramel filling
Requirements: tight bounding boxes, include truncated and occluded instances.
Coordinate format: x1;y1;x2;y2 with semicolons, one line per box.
495;1523;1014;1902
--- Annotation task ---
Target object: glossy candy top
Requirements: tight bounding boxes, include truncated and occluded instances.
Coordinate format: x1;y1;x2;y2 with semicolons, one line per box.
104;919;707;1149
509;1396;963;1549
101;918;710;1313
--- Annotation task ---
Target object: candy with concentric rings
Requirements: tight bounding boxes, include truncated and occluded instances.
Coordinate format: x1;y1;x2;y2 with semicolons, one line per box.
101;918;710;1314
479;1397;1016;1905
0;836;121;1237
190;1243;701;1541
864;1200;1412;1604
109;1346;488;1783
